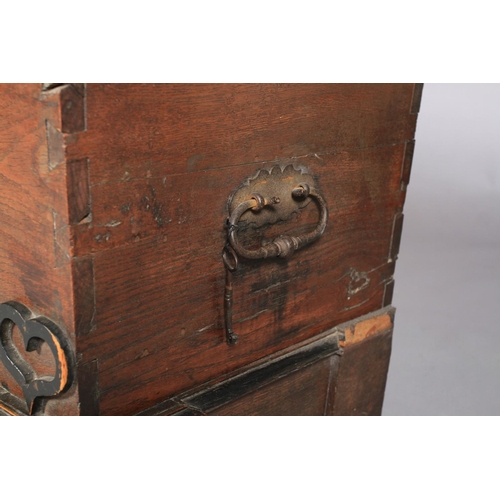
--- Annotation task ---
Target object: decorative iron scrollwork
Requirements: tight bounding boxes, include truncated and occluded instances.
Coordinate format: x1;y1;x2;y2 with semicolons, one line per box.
223;163;329;345
0;301;74;415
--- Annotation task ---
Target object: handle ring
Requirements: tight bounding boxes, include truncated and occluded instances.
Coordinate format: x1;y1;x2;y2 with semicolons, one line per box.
223;174;328;346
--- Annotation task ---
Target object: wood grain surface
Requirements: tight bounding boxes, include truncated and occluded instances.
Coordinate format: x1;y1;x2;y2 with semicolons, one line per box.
70;84;417;415
66;84;418;183
76;144;405;414
138;307;394;416
211;357;336;416
333;329;394;416
0;84;80;414
0;84;420;415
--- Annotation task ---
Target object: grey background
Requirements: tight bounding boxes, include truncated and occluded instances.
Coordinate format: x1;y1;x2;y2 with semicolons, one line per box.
383;84;500;415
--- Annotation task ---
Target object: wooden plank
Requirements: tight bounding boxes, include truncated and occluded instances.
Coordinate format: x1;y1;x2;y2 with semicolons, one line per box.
67;159;91;224
0;85;70;325
138;398;187;416
0;84;83;415
401;139;415;191
389;212;404;262
140;308;393;416
209;357;336;416
1;84;419;416
382;279;395;307
77;144;403;415
77;358;100;416
69;143;405;256
72;256;96;338
333;322;394;416
411;84;424;114
181;331;341;414
66;83;419;184
59;84;86;133
62;85;416;415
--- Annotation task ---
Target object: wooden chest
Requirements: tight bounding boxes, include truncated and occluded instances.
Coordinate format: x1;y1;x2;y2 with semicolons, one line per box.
0;83;421;416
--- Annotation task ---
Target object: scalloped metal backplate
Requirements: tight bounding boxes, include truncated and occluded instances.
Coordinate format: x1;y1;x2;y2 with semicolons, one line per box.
228;162;316;229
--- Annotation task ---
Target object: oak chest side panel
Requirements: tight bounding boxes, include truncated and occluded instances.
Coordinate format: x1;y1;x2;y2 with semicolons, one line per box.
0;84;82;415
66;83;419;183
0;84;421;415
62;84;419;415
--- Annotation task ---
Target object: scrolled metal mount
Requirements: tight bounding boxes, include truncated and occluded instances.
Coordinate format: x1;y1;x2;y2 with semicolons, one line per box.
0;301;75;415
223;163;328;345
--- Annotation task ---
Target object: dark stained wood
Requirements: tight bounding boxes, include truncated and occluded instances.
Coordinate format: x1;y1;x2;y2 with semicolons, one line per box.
0;85;69;326
401;139;415;191
66;84;419;184
138;308;393;416
77;358;100;416
67;159;91;224
146;351;340;417
72;256;96;338
59;84;86;134
68;85;417;415
339;307;393;348
138;398;187;416
382;279;395;308
0;84;92;415
411;84;424;115
389;212;404;262
180;330;341;414
210;356;336;416
74;143;404;415
333;330;393;416
1;84;421;416
173;407;205;416
69;144;407;255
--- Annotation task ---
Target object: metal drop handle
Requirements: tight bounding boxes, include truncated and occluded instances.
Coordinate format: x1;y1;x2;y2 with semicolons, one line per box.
222;182;328;345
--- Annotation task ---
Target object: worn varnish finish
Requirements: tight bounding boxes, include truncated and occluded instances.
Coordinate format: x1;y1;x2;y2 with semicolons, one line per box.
333;332;394;416
332;308;394;415
210;359;337;416
0;84;81;415
65;84;418;183
0;84;421;415
138;307;394;416
81;144;404;414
